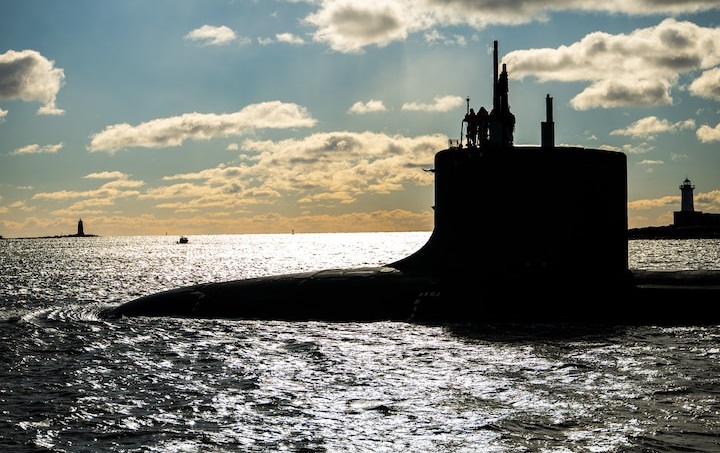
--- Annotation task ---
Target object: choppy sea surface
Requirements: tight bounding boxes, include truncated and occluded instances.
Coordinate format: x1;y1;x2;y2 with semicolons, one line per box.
1;233;720;452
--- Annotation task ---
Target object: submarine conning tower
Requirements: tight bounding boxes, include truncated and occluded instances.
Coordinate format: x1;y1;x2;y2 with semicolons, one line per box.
392;41;630;289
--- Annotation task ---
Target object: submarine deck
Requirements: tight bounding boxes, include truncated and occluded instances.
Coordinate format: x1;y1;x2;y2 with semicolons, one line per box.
104;267;720;325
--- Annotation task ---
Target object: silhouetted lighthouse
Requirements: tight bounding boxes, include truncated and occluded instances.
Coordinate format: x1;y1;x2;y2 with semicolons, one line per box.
674;177;705;227
77;218;85;236
680;178;695;212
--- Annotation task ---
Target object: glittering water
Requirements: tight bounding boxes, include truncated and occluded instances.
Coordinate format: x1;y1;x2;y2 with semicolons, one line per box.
1;234;719;452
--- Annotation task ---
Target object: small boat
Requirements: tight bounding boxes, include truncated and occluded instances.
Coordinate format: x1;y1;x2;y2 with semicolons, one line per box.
177;236;188;244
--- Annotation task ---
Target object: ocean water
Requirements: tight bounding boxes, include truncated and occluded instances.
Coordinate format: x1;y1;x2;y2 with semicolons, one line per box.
1;233;720;452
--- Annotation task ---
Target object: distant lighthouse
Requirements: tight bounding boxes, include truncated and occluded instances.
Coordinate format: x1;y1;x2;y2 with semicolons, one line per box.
674;178;705;227
680;178;695;212
77;218;85;236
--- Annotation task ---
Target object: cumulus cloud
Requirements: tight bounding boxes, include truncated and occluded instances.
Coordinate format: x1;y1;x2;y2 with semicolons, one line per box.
0;49;65;115
33;178;144;201
148;131;444;210
502;19;720;110
84;171;129;180
237;131;442;200
696;123;720;143
628;195;678;211
597;142;654;154
689;67;720;101
301;0;719;53
30;176;145;218
610;116;696;138
571;79;673;109
9;200;33;212
696;190;720;209
184;25;237;46
9;143;63;156
88;101;317;153
401;95;464;112
276;33;305;45
347;99;387;114
304;1;411;53
424;29;467;47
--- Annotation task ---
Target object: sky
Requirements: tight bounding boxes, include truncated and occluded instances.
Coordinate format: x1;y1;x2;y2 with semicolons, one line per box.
1;0;720;237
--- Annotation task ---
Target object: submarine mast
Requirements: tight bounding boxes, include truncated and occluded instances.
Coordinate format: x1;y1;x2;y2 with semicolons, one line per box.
541;94;554;148
487;40;515;148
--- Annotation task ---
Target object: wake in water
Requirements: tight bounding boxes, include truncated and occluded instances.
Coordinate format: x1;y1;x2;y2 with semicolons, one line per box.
3;302;113;325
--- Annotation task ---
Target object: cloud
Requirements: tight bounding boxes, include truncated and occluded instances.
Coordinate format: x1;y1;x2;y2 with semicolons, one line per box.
184;25;237;46
88;101;317;153
348;99;387;114
140;182;212;201
33;178;144;202
602;142;655;154
696;123;720;143
610;116;695;138
424;29;467;47
689;67;720;101
571;79;673;110
301;1;720;53
401;95;464;112
0;49;65;115
276;33;305;45
670;152;688;160
144;131;443;212
696;189;720;209
0;108;7;122
628;195;678;210
9;143;63;156
9;201;33;212
236;131;442;198
84;171;129;180
304;1;410;53
502;19;720;109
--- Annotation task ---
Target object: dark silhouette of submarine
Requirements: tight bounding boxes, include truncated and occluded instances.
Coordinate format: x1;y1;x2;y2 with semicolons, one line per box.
105;41;720;325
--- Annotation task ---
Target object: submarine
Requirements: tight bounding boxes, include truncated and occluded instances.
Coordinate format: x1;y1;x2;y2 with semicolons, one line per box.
105;41;720;325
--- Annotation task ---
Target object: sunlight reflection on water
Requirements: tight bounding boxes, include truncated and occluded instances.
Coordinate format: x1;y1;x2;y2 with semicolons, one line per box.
2;234;720;452
628;238;720;270
1;232;431;307
2;234;716;308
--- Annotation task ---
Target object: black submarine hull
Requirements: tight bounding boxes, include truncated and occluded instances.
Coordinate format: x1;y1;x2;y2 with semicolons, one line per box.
103;266;720;325
106;267;433;322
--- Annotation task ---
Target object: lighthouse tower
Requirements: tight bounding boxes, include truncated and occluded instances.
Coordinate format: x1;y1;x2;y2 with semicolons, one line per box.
77;218;85;236
674;178;703;227
680;178;695;212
